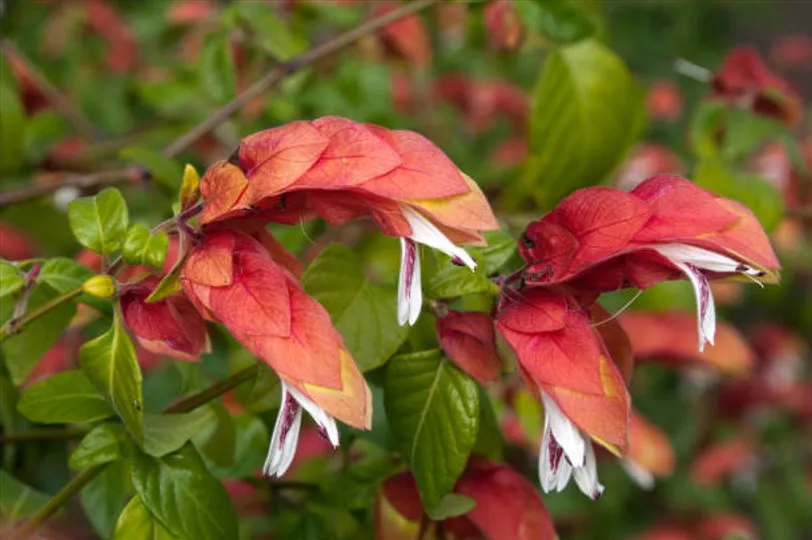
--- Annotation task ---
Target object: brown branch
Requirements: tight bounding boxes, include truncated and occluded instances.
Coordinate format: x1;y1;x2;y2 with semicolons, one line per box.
163;0;437;157
0;0;437;208
0;167;143;209
0;40;103;142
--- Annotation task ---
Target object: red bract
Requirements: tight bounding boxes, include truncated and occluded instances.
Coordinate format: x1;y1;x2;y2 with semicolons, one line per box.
711;46;802;126
198;116;498;326
619;311;755;376
483;0;523;52
435;309;501;385
84;0;139;73
181;228;371;477
120;276;209;361
372;2;431;68
520;175;779;351
646;81;684;121
0;222;36;260
495;288;630;499
689;435;758;486
622;411;676;489
434;75;529;134
615;144;683;191
377;459;557;540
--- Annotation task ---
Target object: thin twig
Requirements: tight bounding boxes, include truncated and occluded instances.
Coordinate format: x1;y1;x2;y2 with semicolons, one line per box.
0;167;143;209
0;40;103;142
163;0;437;157
0;287;83;343
0;0;438;207
12;363;261;538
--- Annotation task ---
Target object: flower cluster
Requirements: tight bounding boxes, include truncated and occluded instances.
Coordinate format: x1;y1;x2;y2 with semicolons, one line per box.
123;117;497;477
494;174;779;499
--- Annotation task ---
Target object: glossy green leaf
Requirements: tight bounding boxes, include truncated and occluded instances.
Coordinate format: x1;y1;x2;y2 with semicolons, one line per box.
68;188;129;254
425;250;499;300
518;39;644;208
69;423;128;469
131;443;239;540
145;267;183;303
472;387;504;461
18;370;115;424
122;224;169;270
81;460;131;539
142;407;216;457
198;404;237;468
304;244;408;371
0;470;50;519
1;284;77;385
38;256;109;311
430;493;476;520
0;260;24;297
474;229;517;276
79;310;144;441
120;146;183;190
227;3;307;61
384;349;479;515
514;0;596;44
39;257;94;293
113;496;177;540
694;159;784;233
0;75;26;174
199;36;236;103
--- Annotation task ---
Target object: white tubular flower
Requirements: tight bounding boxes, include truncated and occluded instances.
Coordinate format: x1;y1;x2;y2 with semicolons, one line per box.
650;244;764;352
263;382;339;478
538;391;604;500
397;206;476;326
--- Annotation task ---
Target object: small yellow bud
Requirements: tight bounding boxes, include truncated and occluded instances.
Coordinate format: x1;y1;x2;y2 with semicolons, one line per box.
82;275;116;298
179;164;201;211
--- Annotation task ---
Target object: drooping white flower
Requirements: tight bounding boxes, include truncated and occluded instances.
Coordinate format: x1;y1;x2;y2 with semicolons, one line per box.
621;460;656;490
397;206;476;326
263;382;339;478
538;391;604;500
650;244;764;352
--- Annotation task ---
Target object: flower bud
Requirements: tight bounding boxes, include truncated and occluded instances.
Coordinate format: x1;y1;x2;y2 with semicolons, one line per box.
82;275;116;298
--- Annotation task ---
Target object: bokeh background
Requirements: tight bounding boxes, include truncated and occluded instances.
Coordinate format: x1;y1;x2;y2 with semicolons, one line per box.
1;1;810;539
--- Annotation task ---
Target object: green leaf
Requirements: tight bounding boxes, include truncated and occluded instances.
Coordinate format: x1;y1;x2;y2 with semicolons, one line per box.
79;309;144;441
142;407;216;457
429;493;476;520
197;404;237;468
70;423;128;469
0;260;24;298
0;75;26;174
39;257;94;293
227;3;307;61
473;387;504;461
81;460;132;539
247;362;280;413
18;370;115;424
123;224;169;270
425;250;499;300
38;257;109;311
384;350;479;514
518;39;643;208
68;188;129;254
199;36;236;103
514;0;596;44
113;496;177;540
0;470;50;519
694;159;784;232
145;268;183;303
1;284;77;385
131;443;239;540
24;110;71;163
303;244;409;372
723;108;790;163
120;146;184;191
689;100;726;160
475;229;517;276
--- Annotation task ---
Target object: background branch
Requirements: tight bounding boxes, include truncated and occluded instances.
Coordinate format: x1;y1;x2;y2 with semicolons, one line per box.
0;0;437;208
0;39;103;142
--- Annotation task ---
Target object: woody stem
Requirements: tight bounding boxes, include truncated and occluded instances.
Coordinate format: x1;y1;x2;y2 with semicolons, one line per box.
0;0;438;208
13;363;260;538
0;287;82;344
